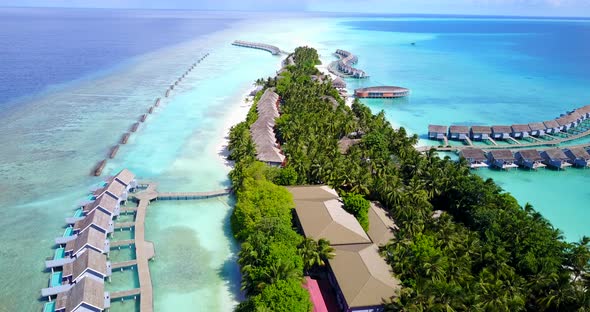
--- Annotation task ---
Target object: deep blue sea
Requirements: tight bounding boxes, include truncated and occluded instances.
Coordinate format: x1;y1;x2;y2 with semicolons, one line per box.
0;8;237;107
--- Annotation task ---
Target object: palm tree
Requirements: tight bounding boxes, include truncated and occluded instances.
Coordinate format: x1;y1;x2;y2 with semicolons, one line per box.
298;238;335;272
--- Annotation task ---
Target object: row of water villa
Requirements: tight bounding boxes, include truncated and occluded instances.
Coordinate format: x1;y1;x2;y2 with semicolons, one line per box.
330;49;368;78
427;104;590;148
93;53;210;176
41;169;147;312
460;146;590;170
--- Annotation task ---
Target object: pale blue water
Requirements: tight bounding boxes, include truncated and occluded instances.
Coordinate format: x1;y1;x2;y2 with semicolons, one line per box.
1;9;589;311
315;17;590;241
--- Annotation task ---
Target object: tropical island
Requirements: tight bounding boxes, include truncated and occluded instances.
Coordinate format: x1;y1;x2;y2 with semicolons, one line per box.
227;46;590;311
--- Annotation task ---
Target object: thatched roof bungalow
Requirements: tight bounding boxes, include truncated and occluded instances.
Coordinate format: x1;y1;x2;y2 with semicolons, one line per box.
540;149;572;170
491;125;512;140
564;147;590;167
487;150;518;170
428;125;447;140
62;249;110;284
470;126;492;141
514;149;545;170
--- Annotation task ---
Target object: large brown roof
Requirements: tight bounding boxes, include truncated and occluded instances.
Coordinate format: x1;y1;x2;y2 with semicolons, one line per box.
93;180;126;198
113;169;135;186
555;116;571;126
288;186;371;245
355;86;409;93
491;125;512;133
511;124;531;132
460;148;486;162
367;202;397;246
329;244;400;308
66;277;104;312
528;122;546;131
543;148;568;160
576;105;590;114
489;150;515;161
516;149;542;161
338;138;361;154
428;125;447;133
62;249;107;282
74;210;112;234
543;120;560;128
449;125;469;134
566;147;590;159
83;193;119;215
66;227;106;256
471;126;492;134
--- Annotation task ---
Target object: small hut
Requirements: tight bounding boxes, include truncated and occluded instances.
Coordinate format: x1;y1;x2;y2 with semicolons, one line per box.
73;210;114;235
514;149;545;170
487;150;518;170
428;125;448;141
338;138;361;154
528;122;547;137
459;148;488;169
491;126;511;140
564;147;590;167
448;125;469;141
511;124;531;139
332;77;347;89
470;126;492;141
65;227;109;257
543;120;561;134
83;193;121;217
62;249;110;284
555;115;575;131
55;277;106;312
540;149;572;170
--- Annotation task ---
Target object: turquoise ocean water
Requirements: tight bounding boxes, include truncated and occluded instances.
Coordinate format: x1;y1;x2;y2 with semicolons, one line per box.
0;9;588;310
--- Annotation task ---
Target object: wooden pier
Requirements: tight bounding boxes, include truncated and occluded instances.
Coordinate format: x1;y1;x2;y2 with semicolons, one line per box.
111;239;135;248
114;222;135;229
232;40;282;55
157;189;232;200
111;288;141;300
112;260;138;270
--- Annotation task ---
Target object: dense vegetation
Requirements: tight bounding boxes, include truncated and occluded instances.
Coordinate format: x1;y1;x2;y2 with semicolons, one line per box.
229;46;589;311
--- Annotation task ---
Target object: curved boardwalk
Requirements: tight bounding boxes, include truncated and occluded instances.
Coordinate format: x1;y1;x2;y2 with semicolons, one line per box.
329;49;367;79
232;40;282;55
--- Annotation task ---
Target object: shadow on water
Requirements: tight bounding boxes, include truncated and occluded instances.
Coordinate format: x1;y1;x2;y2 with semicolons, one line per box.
218;195;245;303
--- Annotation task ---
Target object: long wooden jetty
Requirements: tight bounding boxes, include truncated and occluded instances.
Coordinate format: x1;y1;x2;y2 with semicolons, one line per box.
232;40;282;55
157;189;232;200
111;288;141;300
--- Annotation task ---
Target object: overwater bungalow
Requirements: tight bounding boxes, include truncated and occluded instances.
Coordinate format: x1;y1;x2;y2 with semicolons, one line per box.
514;149;545;170
491;125;512;140
540;149;572;170
528;122;547;137
54;277;107;312
470;126;492;141
65;227;109;257
73;210;114;235
92;180;128;202
575;105;590;119
328;244;400;312
564;147;590;167
556;115;575;131
449;125;469;141
428;125;448;141
62;249;111;284
487;150;518;170
569;110;585;124
511;124;531;139
83;193;120;217
543;120;561;134
459;148;488;169
111;169;137;191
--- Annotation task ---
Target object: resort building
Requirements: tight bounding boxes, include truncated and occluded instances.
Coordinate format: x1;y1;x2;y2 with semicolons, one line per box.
564;147;590;167
62;249;111;284
83;193;121;217
449;125;469;141
288;186;371;245
556;115;575;131
332;77;347;89
428;125;448;141
511;124;531;139
250;89;285;167
73;210;114;235
65;227;109;257
543;120;561;134
287;185;401;312
338;138;361;155
354;86;410;99
367;202;397;246
575;105;590;118
487;150;518;170
540;149;572;170
491;125;512;140
328;244;400;312
55;277;108;312
335;49;367;78
459;148;488;169
514;150;545;170
470;126;492;141
528;122;547;137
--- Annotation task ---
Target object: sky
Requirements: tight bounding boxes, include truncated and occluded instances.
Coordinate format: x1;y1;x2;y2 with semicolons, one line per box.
1;0;590;17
